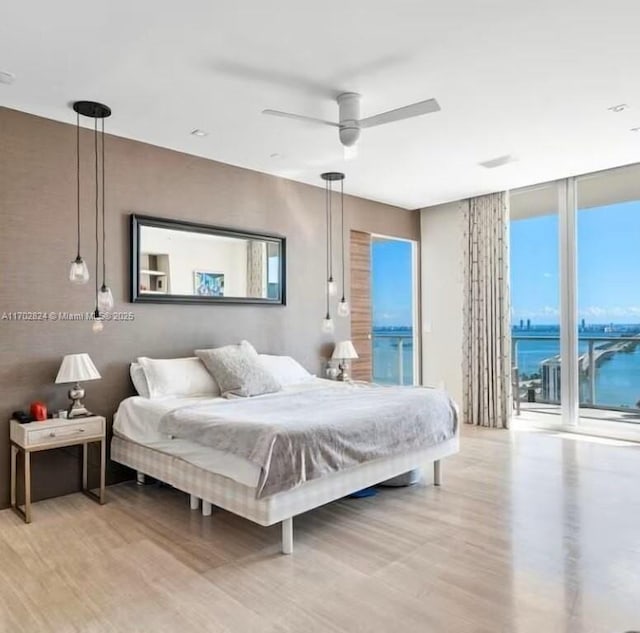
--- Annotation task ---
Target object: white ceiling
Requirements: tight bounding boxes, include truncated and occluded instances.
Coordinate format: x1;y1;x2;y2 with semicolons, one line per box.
2;0;640;209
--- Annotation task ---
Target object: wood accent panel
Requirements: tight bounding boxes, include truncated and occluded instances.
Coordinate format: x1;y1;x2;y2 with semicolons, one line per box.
350;230;372;381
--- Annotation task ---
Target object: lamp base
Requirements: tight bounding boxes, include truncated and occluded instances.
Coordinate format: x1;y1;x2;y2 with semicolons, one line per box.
337;362;350;382
67;383;92;418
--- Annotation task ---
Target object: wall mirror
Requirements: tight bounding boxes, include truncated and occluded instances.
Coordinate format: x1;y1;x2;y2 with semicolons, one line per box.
130;215;286;304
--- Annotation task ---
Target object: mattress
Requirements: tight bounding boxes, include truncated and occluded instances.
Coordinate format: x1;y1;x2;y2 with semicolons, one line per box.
111;434;460;525
159;381;457;498
113;394;262;487
113;380;345;487
112;379;456;493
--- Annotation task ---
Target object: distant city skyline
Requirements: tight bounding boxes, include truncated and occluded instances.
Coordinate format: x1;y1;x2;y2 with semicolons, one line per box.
510;200;640;324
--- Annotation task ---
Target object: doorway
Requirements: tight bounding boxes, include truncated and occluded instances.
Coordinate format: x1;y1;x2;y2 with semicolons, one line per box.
350;231;418;384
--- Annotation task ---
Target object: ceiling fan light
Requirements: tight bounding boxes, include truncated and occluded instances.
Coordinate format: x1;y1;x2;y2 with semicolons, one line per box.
339;126;360;147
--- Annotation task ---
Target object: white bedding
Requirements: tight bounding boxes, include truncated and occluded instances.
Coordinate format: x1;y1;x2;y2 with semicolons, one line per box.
113;379;457;494
159;381;457;497
113;394;262;487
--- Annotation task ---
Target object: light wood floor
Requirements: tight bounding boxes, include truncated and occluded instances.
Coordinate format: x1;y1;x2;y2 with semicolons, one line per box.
1;426;639;633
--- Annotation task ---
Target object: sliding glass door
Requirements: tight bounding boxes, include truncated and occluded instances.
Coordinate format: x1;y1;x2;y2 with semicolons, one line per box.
510;163;640;428
371;236;418;385
576;165;640;421
510;184;564;417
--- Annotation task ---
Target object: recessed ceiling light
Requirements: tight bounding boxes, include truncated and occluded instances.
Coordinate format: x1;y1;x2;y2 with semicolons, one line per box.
190;129;208;137
478;154;517;169
608;104;629;113
0;70;15;85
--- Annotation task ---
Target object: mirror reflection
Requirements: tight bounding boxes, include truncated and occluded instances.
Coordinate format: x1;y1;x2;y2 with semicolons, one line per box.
132;217;285;304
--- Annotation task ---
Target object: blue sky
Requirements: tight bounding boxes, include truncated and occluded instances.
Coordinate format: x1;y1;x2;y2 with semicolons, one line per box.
372;239;413;327
511;200;640;324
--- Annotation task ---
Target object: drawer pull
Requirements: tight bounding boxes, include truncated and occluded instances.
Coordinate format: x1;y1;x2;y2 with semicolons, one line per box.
48;428;85;438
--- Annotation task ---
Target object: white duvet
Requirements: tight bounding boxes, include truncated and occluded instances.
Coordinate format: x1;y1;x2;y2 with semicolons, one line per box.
158;381;458;498
113;394;262;487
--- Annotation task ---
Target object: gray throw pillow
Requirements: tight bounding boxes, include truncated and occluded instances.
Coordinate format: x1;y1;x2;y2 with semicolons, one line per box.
195;340;282;398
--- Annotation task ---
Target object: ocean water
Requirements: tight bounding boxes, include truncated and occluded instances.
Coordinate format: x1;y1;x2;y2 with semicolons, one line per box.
591;348;640;408
371;327;640;409
514;329;640;409
372;332;414;386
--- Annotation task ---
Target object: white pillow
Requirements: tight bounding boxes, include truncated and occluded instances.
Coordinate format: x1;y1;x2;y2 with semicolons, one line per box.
195;341;281;398
137;356;220;399
130;362;151;398
258;354;314;386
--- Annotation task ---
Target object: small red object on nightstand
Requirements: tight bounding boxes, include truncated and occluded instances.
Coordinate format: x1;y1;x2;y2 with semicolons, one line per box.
30;402;48;421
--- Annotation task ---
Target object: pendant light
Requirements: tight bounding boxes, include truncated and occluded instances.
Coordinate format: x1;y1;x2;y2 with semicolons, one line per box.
71;100;112;330
321;174;334;333
320;172;345;333
69;111;89;284
326;176;337;298
336;176;350;317
92;117;104;333
97;117;114;311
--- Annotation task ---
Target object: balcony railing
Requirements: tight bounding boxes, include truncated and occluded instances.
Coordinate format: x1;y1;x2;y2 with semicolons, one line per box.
512;334;640;413
372;332;414;386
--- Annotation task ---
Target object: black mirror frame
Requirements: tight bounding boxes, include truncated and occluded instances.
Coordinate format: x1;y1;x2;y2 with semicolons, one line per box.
130;214;286;305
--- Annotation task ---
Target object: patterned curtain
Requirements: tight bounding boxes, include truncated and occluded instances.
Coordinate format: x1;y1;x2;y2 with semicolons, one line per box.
462;192;512;428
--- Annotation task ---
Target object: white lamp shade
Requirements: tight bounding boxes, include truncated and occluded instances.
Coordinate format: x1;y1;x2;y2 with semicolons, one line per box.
55;353;101;384
332;340;359;360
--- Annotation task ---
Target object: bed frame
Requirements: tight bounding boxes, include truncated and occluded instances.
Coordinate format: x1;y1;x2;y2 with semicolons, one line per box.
111;434;459;554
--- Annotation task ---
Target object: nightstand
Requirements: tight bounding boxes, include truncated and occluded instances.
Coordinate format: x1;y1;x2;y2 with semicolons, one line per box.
9;415;106;523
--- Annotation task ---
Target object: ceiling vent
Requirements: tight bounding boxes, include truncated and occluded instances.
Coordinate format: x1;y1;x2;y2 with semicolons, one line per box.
479;154;516;169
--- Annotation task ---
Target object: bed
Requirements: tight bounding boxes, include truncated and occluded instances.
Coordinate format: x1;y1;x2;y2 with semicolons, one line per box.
111;352;459;554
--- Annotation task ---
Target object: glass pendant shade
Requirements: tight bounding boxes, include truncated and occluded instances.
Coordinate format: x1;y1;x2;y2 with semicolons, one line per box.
69;256;89;284
97;285;114;311
321;315;335;334
92;308;104;333
327;278;338;296
92;318;104;333
337;299;350;317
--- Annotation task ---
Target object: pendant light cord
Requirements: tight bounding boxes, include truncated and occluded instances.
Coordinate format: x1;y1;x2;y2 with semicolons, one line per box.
76;112;81;258
340;179;345;300
94;118;99;308
325;179;330;316
328;180;333;280
101;118;106;286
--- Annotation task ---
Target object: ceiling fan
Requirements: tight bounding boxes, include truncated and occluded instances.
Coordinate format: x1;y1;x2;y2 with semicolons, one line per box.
262;92;440;150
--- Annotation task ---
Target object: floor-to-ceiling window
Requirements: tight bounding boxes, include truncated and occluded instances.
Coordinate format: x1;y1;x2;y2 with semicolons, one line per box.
577;165;640;420
510;184;563;416
371;236;417;385
510;164;640;429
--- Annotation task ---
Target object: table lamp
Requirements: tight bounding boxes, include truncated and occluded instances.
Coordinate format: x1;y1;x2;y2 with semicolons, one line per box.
332;340;359;382
55;353;101;418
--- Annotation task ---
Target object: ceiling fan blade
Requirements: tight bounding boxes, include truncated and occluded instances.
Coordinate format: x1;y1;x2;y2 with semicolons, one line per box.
359;98;441;129
262;109;339;127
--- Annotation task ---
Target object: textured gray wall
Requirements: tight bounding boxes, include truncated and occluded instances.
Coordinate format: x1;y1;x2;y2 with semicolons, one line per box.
0;106;420;508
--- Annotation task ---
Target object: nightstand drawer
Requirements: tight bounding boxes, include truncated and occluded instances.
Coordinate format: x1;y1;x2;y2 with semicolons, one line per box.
26;419;103;446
